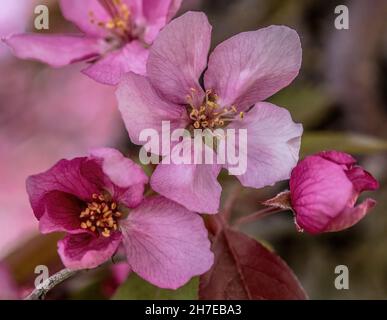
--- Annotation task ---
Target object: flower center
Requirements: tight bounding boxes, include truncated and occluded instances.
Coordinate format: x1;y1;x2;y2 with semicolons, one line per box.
89;0;134;41
79;193;122;237
186;89;244;130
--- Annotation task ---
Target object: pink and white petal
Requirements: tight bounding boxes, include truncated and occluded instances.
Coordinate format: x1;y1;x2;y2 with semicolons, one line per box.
150;140;222;214
26;158;101;220
116;72;187;150
82;41;148;85
39;191;85;235
58;232;122;270
89;148;148;208
226;102;302;188
59;0;110;37
4;34;101;67
290;156;354;234
205;26;302;111
147;12;211;104
324;198;376;233
121;196;213;289
317;150;356;166
346;166;379;193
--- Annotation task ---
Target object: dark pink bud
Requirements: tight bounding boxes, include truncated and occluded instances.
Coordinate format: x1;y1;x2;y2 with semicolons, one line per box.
289;151;379;234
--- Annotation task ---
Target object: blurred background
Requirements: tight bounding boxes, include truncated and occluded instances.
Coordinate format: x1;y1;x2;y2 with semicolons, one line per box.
0;0;386;299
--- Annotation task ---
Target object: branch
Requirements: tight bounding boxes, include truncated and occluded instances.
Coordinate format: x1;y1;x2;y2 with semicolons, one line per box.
24;268;80;300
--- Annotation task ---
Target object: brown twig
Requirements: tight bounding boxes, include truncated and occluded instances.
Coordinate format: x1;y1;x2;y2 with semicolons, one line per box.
24;268;80;300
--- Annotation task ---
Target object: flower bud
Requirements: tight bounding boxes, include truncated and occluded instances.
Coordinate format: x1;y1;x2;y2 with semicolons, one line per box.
289;151;378;234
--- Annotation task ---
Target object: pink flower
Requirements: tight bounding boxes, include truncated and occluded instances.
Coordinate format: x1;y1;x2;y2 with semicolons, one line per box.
117;12;303;214
26;148;213;289
0;64;120;258
3;0;182;85
290;151;379;234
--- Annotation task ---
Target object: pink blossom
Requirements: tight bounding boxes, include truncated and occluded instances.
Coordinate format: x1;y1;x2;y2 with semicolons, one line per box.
26;148;213;289
0;64;120;258
3;0;182;85
117;12;303;214
290;151;379;234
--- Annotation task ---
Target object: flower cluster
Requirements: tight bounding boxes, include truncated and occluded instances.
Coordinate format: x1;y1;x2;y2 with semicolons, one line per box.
4;0;182;85
6;1;379;292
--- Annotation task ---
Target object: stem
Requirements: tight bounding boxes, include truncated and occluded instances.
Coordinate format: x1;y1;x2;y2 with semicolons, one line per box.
24;268;80;300
221;185;242;223
234;207;284;227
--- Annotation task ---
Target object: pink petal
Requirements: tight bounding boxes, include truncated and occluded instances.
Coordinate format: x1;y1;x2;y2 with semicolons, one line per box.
143;0;182;22
317;150;356;166
290;155;354;234
226;102;302;188
3;34;100;67
141;0;182;43
346;166;379;193
82;41;148;85
39;191;85;235
58;232;122;269
26;158;100;220
146;12;211;104
324;198;376;232
89;148;148;208
116;72;187;149
121;196;213;289
110;262;132;285
150;140;222;214
166;0;182;21
204;25;302;111
59;0;110;37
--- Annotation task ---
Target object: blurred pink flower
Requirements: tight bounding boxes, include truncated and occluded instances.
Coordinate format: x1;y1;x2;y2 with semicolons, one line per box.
117;12;303;214
0;63;120;258
26;148;213;289
0;0;34;59
0;263;18;300
4;0;182;85
290;151;379;234
102;262;131;297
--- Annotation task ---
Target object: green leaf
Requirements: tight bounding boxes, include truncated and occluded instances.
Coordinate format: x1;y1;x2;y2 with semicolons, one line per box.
269;85;332;129
301;131;387;156
112;274;198;300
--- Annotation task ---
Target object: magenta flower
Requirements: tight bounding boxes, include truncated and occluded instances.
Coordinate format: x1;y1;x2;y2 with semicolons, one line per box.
290;151;379;234
3;0;182;85
117;12;303;214
26;148;213;289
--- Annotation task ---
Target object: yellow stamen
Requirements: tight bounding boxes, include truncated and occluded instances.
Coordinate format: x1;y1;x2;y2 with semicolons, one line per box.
79;193;122;237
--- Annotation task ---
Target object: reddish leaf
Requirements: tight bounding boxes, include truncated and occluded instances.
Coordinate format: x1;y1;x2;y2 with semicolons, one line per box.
199;228;307;300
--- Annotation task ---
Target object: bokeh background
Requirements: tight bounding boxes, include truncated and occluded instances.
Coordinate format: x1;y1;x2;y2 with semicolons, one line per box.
1;0;386;299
